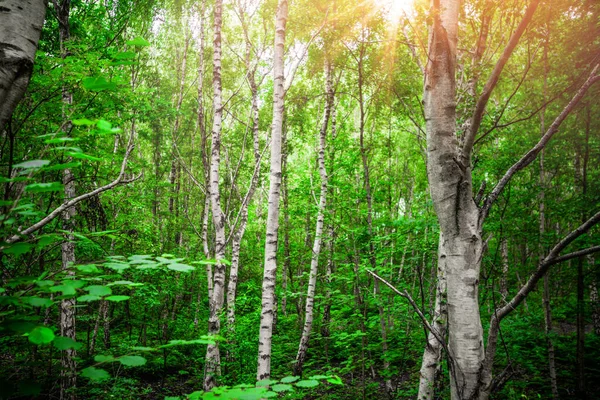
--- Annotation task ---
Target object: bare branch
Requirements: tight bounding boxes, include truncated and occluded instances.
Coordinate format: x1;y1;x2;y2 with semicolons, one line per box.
5;135;136;245
462;0;541;162
481;66;600;222
366;269;449;353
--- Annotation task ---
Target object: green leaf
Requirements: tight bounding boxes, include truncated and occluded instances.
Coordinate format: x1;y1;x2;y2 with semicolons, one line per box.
37;235;59;249
166;263;195;272
295;380;319;388
76;264;101;274
13;160;50;169
77;294;101;302
28;326;55;345
72;118;95;126
3;243;33;255
49;285;76;296
117;355;146;366
53;336;82;350
24;182;63;193
256;379;278;387
326;375;343;385
104;262;129;272
23;297;53;307
126;36;151;47
96;120;112;132
105;295;130;302
280;376;300;383
44;137;76;144
94;355;116;363
131;346;154;352
82;77;117;92
114;51;137;60
35;280;54;288
271;384;294;392
85;285;112;296
308;375;329;380
42;162;81;171
66;152;103;162
81;367;110;381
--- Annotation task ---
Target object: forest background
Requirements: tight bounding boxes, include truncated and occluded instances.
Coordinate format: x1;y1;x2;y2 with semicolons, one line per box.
0;0;599;399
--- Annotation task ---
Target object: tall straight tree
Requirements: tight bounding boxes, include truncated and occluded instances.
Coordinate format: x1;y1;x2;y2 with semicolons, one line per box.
53;1;77;398
294;63;334;376
256;0;288;381
204;0;227;390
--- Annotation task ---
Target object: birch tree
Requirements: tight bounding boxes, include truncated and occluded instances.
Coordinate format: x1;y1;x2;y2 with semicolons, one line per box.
204;0;227;390
293;63;334;376
0;0;47;134
256;0;288;381
420;0;600;398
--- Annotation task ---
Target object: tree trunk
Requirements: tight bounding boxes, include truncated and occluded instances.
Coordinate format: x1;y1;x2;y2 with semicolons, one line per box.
0;0;47;134
423;1;485;398
204;0;227;390
294;64;333;376
256;0;288;381
418;234;448;400
56;2;77;398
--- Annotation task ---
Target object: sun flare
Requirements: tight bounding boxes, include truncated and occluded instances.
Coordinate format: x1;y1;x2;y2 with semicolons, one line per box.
382;0;415;22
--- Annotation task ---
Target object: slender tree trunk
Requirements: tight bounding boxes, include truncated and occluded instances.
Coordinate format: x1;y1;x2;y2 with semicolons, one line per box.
418;234;448;400
56;2;77;398
0;0;47;134
294;64;333;376
539;24;559;398
204;0;227;390
256;0;288;381
169;33;190;246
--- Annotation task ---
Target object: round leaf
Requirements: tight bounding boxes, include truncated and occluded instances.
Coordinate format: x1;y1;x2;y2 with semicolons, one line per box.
28;326;55;345
118;355;146;366
81;367;110;381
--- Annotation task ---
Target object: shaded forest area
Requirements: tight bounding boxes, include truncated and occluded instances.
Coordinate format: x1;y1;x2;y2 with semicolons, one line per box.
1;0;599;399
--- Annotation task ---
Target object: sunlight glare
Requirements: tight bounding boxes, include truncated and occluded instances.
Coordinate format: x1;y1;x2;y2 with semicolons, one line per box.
381;0;415;22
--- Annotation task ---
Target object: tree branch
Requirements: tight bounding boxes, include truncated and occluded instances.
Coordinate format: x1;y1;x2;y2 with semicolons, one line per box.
462;0;540;162
5;134;137;245
481;66;600;222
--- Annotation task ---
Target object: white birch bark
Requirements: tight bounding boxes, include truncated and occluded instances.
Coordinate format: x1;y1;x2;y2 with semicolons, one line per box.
0;0;47;134
417;233;448;400
256;0;288;381
423;1;484;398
204;0;227;390
293;64;333;376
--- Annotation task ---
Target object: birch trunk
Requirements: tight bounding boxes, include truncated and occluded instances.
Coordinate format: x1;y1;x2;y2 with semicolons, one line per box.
293;65;333;376
418;233;448;400
257;0;288;380
423;1;484;398
0;0;47;134
204;0;227;390
55;2;77;398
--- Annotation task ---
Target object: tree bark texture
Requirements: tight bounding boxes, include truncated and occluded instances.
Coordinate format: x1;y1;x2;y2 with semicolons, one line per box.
424;1;484;398
0;0;47;134
256;0;288;381
418;233;448;400
204;0;226;390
